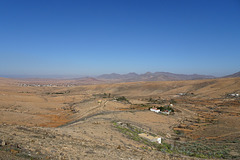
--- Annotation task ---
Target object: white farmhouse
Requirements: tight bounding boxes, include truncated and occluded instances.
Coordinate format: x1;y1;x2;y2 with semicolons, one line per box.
150;108;160;113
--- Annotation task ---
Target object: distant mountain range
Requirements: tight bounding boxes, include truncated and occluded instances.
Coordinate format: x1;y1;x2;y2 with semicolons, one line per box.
1;71;239;84
97;72;216;82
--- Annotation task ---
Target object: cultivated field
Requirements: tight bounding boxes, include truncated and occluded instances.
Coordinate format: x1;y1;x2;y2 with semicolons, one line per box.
0;77;240;159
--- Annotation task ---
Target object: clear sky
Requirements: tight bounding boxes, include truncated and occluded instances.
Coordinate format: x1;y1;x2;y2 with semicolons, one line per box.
0;0;239;77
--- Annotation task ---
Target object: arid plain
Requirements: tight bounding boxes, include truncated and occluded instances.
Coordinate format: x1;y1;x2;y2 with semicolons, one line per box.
0;77;240;159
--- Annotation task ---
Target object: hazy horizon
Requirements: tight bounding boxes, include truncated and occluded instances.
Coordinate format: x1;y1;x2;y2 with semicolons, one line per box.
1;0;239;77
0;70;235;79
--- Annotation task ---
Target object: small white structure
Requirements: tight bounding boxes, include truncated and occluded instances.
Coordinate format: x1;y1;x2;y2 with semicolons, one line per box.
150;108;160;113
151;137;162;144
179;93;185;96
161;110;171;115
229;93;240;97
138;133;161;144
156;137;162;144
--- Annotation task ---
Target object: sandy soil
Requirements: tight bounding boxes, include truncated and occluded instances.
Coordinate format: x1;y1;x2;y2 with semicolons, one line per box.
0;77;240;159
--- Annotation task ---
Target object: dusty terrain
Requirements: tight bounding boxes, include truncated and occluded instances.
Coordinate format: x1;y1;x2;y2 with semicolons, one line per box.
0;77;240;159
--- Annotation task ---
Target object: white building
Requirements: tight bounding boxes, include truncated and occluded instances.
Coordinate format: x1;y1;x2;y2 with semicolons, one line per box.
150;108;160;113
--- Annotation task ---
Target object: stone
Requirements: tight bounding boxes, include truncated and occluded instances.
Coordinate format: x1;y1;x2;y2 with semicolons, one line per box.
1;140;6;146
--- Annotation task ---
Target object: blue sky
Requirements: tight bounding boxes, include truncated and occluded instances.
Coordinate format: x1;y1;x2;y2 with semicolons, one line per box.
0;0;239;77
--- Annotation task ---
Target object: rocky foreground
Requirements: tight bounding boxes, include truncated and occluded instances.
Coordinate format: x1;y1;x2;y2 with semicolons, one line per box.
0;121;206;160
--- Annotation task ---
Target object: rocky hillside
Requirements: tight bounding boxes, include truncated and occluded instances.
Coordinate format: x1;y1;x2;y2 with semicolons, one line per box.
224;71;240;78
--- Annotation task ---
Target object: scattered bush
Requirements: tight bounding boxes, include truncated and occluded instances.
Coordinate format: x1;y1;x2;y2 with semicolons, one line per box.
116;96;129;103
113;122;235;159
156;106;174;112
170;99;176;104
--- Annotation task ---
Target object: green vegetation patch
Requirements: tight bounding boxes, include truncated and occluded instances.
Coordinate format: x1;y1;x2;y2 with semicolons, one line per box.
156;106;174;112
113;122;237;159
103;93;111;98
112;122;172;153
174;141;233;159
116;96;130;103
